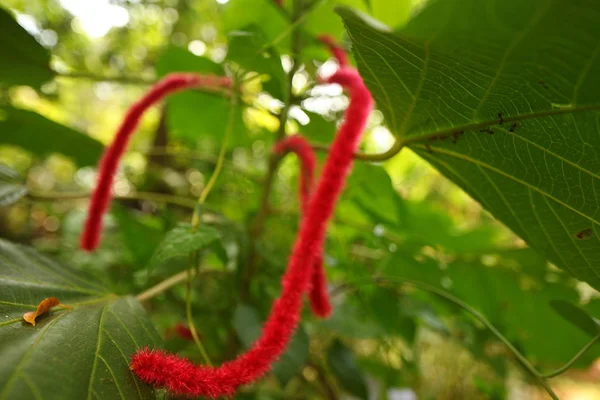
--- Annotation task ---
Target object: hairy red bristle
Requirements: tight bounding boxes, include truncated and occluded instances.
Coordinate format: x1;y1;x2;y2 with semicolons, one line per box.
273;135;332;318
130;66;373;397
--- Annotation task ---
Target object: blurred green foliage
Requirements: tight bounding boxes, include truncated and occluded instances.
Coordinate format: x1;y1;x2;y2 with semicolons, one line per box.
0;0;599;399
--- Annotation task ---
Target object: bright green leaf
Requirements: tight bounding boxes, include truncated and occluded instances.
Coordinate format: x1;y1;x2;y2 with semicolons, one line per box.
0;238;161;400
0;7;54;88
150;223;220;266
0;107;103;167
340;2;600;290
227;26;286;99
0;164;27;207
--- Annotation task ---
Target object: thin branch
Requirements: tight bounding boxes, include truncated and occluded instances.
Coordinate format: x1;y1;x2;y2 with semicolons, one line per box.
541;334;600;379
333;277;560;400
56;71;157;85
28;190;196;209
136;270;190;302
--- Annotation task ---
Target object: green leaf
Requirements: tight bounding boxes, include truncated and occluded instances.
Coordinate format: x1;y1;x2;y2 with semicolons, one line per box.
232;304;262;347
0;164;27;207
340;2;600;290
113;206;165;269
345;163;403;227
223;0;289;50
0;7;54;88
550;300;600;337
0;238;161;400
227;26;286;99
150;223;220;266
0;107;103;167
327;339;369;399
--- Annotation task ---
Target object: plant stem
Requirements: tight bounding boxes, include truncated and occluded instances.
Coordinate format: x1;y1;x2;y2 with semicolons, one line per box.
185;266;212;366
28;190;197;209
240;2;305;302
184;95;236;365
56;71;157;85
541;333;600;379
334;277;560;400
136;270;191;302
190;98;238;227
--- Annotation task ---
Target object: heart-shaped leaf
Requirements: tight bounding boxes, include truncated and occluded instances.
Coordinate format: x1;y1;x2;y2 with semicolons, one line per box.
150;223;221;266
339;1;600;290
0;238;161;400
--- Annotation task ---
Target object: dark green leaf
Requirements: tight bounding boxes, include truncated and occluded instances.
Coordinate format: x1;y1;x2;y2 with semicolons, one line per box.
340;2;600;289
550;300;600;337
272;327;309;386
113;206;165;269
0;107;103;167
150;223;220;266
327;339;369;399
0;238;161;400
0;7;54;87
0;164;27;207
227;26;286;99
232;303;262;347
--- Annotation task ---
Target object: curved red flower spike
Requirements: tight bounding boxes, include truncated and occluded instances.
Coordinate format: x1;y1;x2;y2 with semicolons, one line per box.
273;135;332;318
131;67;373;397
80;73;232;252
317;34;349;67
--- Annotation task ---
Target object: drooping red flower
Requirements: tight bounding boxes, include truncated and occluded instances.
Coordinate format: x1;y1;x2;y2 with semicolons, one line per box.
130;66;373;397
317;34;349;67
80;73;232;252
273;135;332;318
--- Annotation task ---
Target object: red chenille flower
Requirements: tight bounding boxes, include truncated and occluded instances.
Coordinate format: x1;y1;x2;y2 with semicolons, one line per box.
273;135;332;318
131;66;373;398
80;73;232;252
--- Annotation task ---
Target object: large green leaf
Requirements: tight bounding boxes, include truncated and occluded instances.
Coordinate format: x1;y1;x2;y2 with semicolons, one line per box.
0;107;103;167
0;7;54;88
0;238;161;400
340;1;600;289
0;164;27;207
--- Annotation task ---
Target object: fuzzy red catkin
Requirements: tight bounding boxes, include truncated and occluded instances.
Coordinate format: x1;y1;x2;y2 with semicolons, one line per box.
317;34;349;67
131;67;373;397
273;135;332;318
80;73;232;252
